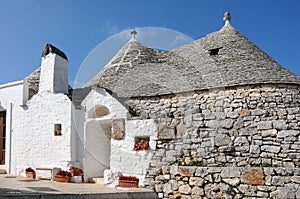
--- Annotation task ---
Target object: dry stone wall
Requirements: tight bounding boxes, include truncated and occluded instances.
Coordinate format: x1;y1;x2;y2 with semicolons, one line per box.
126;84;300;198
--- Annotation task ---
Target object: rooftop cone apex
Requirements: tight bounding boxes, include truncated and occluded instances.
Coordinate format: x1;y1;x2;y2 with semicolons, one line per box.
130;29;137;39
223;12;231;25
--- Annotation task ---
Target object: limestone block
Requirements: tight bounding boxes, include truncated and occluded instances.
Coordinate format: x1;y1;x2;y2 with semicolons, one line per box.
176;125;187;137
180;195;192;199
169;179;179;191
192;113;204;121
226;111;239;119
163;183;172;194
258;121;273;130
271;176;285;186
251;109;266;116
238;184;257;196
273;120;288;130
204;184;231;198
242;169;264;185
239;110;251;116
249;145;260;155
112;118;125;140
170;165;179;175
240;127;257;136
179;166;196;176
234;136;249;151
277;130;299;138
191;187;204;196
270;184;297;198
291;176;300;183
287;107;299;114
261;145;281;153
223;178;240;186
205;120;220;128
220;167;241;178
257;191;269;198
195;167;208;178
218;145;235;153
215;134;231;146
261;129;277;137
221;119;233;129
155;184;163;193
179;184;192;194
189;177;204;186
158;126;176;140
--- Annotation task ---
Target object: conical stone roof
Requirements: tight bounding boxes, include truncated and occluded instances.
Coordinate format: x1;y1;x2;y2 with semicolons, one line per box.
85;15;300;98
173;21;300;89
85;35;200;97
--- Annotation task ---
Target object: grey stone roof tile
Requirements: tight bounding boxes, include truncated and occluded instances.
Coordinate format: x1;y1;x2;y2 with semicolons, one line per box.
85;23;299;98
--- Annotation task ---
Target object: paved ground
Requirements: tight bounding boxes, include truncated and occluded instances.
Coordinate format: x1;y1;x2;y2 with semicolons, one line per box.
0;175;158;199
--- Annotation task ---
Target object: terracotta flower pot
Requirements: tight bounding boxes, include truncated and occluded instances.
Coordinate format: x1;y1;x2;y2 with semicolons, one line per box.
54;175;70;183
119;179;139;188
26;171;36;179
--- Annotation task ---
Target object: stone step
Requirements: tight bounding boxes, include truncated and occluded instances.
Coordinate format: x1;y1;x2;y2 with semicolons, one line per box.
87;177;104;185
0;169;7;174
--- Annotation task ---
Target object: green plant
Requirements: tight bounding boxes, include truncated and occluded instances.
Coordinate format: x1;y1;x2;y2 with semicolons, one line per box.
188;160;204;166
292;160;300;167
262;162;271;167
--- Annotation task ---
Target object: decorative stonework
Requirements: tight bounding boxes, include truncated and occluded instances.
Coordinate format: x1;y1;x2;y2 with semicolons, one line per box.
112;118;125;140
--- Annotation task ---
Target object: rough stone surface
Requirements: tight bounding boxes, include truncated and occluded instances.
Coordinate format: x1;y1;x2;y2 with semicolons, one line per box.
112;118;125;140
179;167;196;177
158;126;176;140
179;184;192;194
242;169;264;185
138;83;300;197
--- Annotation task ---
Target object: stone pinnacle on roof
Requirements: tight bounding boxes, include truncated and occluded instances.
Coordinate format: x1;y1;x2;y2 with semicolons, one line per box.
130;29;137;39
223;12;231;24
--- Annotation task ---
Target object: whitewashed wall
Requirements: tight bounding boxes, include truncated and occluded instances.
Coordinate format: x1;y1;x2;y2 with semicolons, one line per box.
110;119;157;186
0;81;24;174
81;89;158;185
12;91;73;174
82;89;129;119
71;108;85;168
81;89;128;180
39;54;68;94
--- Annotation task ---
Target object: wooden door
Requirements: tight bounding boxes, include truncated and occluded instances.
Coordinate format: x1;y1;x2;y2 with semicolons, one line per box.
0;111;6;165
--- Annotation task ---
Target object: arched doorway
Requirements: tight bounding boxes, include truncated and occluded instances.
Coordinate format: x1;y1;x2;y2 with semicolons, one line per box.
84;105;111;179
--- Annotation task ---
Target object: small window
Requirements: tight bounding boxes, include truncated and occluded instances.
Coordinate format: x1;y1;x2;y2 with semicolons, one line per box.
133;137;150;151
54;124;62;136
209;47;222;55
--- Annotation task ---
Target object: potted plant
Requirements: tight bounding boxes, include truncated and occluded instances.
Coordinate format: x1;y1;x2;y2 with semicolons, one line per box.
25;167;36;179
118;176;139;188
133;139;150;151
69;166;84;183
54;170;71;183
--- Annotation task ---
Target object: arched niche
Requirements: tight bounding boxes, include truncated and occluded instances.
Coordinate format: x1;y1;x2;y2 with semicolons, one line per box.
88;105;110;118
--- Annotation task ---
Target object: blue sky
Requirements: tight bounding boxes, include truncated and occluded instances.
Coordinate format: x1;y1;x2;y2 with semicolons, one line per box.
0;1;299;87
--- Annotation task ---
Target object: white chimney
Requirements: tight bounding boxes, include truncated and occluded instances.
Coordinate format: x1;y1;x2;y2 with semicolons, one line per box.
39;44;68;94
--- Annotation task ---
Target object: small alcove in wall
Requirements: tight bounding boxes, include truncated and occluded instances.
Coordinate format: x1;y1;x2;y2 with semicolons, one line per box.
134;136;150;151
54;124;62;136
88;105;110;119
